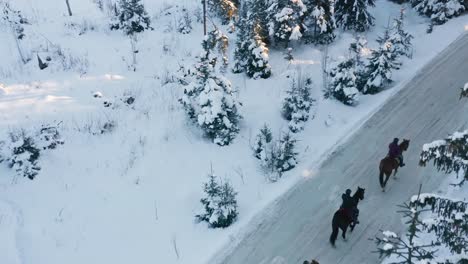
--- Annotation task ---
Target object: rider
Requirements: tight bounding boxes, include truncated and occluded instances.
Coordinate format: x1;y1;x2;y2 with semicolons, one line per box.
388;138;405;167
340;189;359;224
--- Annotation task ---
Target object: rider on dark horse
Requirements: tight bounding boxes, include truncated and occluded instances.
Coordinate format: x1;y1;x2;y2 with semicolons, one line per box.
340;189;359;224
388;138;405;167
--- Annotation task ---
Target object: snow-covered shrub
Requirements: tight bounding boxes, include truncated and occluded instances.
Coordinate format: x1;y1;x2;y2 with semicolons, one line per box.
0;124;64;180
110;0;152;35
36;44;89;74
270;0;307;47
1;2;28;40
334;0;375;32
419;129;468;186
283;77;315;132
253;124;273;160
461;82;468;99
180;29;242;146
207;0;239;25
177;8;192;34
246;25;272;79
327;58;359;105
389;10;413;59
413;0;465;25
196;172;238;228
362;28;401;94
275;132;298;172
64;18;98;35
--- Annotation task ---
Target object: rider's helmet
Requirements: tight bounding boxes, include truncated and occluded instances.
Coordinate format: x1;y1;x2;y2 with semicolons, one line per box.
393;138;399;143
345;189;352;195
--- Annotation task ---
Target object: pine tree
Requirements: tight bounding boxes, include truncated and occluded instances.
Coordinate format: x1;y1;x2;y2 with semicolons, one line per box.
111;0;152;35
1;2;28;39
253;124;273;160
180;30;242;146
374;190;439;263
410;193;468;255
282;77;315;132
388;9;413;58
246;23;272;79
275;132;298;173
328;58;359;105
303;0;336;44
208;0;239;25
177;8;192;34
270;0;307;47
249;0;270;44
196;170;238;228
419;129;468;186
232;3;250;74
348;36;369;91
414;0;465;25
335;0;375;32
362;28;401;94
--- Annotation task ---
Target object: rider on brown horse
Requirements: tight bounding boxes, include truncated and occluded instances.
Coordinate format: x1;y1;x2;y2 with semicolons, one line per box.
340;189;359;224
388;138;405;167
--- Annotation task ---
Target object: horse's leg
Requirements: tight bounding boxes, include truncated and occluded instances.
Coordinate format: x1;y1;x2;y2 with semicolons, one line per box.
394;166;398;179
350;221;355;232
342;225;348;240
379;168;385;189
330;225;338;246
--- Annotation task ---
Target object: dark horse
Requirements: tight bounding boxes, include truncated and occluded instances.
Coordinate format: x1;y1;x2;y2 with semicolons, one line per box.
329;187;365;247
379;139;410;192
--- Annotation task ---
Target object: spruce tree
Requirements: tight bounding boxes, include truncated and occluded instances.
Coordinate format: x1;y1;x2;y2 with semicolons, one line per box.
348;36;369;91
246;23;272;79
208;0;239;25
249;0;270;44
374;190;439;263
180;30;242;146
253;124;273;160
282;77;315;132
328;58;359;105
362;28;401;94
232;2;250;74
389;9;413;58
335;0;375;32
196;170;238;228
270;0;307;47
111;0;152;35
414;0;465;25
303;0;336;44
419;129;468;186
276;132;298;173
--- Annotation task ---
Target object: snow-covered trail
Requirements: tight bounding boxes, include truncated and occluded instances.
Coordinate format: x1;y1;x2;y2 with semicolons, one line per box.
212;33;468;264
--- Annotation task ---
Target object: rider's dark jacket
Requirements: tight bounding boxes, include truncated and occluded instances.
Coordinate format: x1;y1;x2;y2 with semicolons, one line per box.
388;142;400;158
340;193;354;209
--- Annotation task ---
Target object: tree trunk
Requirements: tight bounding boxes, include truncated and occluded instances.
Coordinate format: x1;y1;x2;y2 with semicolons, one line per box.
65;0;72;16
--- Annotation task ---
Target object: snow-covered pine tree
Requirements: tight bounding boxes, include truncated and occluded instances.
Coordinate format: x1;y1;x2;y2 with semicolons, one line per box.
348;36;369;91
110;0;152;35
177;8;192;34
249;0;271;44
419;129;468;186
302;0;336;44
362;28;401;94
246;23;272;79
196;170;239;228
180;30;242;146
270;0;307;47
282;77;314;132
208;0;239;25
327;58;359;105
232;2;250;74
374;190;439;263
414;0;465;25
410;193;468;255
335;0;375;32
389;9;413;58
253;124;273;160
275;132;298;173
1;2;28;40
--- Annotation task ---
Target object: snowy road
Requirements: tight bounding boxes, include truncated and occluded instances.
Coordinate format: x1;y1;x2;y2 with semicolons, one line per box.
213;33;468;264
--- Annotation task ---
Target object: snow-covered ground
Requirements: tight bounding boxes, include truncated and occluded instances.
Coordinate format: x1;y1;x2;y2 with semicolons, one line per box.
0;1;467;264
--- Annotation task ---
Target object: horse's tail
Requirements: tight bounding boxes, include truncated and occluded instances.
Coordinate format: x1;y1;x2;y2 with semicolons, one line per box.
379;159;385;188
330;211;339;246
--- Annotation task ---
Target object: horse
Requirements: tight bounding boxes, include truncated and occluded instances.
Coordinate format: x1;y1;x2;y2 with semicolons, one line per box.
329;187;365;247
379;139;410;192
303;260;319;264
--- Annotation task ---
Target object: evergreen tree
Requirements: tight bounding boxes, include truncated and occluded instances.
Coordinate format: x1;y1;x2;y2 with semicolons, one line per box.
111;0;152;35
348;36;369;91
275;132;298;172
249;0;271;44
270;0;307;47
388;9;413;58
419;129;468;186
303;0;336;44
1;2;28;39
282;77;315;132
177;8;192;34
246;23;272;79
208;0;239;25
335;0;375;32
328;58;359;105
414;0;465;25
196;170;239;228
232;2;250;74
374;191;439;263
362;28;401;94
253;124;273;160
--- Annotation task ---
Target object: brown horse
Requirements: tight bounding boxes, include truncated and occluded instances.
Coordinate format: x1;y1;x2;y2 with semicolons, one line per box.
379;139;410;192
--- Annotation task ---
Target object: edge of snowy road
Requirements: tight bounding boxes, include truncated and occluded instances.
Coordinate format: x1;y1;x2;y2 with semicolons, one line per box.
206;31;468;264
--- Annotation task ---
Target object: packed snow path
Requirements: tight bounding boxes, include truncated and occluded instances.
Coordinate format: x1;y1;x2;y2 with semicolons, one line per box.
213;33;468;264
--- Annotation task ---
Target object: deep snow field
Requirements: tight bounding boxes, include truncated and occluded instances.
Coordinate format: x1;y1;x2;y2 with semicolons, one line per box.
0;0;467;263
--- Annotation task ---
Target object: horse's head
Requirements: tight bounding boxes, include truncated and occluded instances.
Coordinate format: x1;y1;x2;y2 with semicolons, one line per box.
354;187;365;201
400;139;410;151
